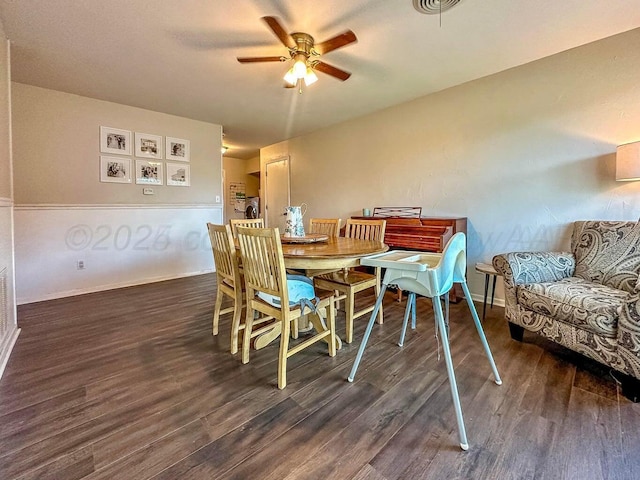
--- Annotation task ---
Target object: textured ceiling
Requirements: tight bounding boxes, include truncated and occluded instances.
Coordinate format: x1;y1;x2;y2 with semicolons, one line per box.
2;0;640;159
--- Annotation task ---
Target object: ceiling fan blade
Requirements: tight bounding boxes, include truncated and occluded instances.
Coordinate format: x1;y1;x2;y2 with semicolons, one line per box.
261;16;295;48
313;61;351;81
314;30;357;55
237;56;286;63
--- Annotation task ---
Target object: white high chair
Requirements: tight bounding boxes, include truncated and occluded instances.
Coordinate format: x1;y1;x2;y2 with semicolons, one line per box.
347;232;502;451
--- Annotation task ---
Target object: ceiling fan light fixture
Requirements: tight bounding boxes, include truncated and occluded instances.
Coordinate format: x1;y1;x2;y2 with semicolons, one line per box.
238;17;356;91
283;68;297;85
292;54;308;78
304;67;318;86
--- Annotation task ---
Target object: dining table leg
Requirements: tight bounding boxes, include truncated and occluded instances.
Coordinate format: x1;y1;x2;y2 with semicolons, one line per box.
253;312;342;351
297;314;314;333
307;310;342;351
254;323;282;350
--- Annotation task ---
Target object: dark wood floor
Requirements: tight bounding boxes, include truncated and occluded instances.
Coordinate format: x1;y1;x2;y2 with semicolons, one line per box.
1;274;639;479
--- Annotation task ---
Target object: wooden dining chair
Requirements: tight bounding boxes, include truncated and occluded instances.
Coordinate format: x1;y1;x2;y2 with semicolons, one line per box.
207;223;245;354
313;218;387;344
236;226;337;389
229;218;264;238
309;218;341;237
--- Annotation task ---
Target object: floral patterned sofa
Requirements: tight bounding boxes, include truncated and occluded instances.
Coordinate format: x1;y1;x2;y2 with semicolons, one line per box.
493;221;640;400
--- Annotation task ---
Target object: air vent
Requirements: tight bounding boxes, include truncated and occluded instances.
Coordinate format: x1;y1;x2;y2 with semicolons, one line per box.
413;0;462;14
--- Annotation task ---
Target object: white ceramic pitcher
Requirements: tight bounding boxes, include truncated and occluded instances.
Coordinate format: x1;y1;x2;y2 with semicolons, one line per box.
283;203;307;237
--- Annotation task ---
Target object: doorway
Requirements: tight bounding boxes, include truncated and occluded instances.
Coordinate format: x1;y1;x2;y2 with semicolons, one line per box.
264;156;290;230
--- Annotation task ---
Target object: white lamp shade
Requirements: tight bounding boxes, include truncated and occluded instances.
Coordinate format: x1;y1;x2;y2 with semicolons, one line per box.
293;59;307;78
616;142;640;181
283;68;297;85
304;68;318;86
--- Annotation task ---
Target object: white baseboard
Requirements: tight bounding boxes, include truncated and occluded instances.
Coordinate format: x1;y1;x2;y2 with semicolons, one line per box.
0;326;20;379
17;269;214;305
469;292;505;308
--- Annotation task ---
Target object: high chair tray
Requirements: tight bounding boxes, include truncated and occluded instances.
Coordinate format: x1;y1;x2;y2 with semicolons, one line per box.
360;250;442;270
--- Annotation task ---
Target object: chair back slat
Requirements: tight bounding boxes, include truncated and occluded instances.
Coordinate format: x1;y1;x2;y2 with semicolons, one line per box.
236;226;289;306
230;218;265;238
309;218;341;237
345;218;386;241
207;223;239;284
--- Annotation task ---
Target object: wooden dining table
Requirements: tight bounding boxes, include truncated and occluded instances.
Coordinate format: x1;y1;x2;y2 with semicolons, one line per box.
252;235;389;350
281;235;389;271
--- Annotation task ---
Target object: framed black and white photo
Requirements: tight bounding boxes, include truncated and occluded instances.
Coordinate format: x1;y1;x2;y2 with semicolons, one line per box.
100;126;132;156
100;156;132;183
166;162;190;186
135;159;163;185
165;136;190;161
135;132;163;159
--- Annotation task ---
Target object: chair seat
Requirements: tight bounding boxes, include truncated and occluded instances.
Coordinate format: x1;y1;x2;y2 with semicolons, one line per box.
252;287;336;311
315;270;375;287
311;217;386;345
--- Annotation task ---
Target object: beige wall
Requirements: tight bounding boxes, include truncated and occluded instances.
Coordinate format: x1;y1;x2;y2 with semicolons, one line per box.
0;28;9;198
246;156;260;174
262;28;640;302
12;83;222;205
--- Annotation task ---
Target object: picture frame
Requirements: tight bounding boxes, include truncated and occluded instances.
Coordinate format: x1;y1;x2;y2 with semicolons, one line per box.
134;132;163;159
100;156;132;183
166;162;190;186
100;126;132;156
165;136;190;162
135;159;163;185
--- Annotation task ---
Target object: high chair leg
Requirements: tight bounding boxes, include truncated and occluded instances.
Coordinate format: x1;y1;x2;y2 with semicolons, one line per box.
432;296;469;451
348;284;388;382
399;292;416;347
411;293;417;329
460;282;502;385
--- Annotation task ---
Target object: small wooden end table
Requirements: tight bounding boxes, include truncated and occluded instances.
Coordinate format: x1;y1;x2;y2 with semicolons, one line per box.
475;262;500;320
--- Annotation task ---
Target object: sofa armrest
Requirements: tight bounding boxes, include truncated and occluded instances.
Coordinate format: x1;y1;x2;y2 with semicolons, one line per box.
492;252;575;319
618;295;640;379
492;252;575;287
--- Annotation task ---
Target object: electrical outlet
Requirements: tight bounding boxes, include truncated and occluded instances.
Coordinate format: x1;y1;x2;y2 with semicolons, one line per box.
143;188;154;195
216;195;221;203
77;260;85;270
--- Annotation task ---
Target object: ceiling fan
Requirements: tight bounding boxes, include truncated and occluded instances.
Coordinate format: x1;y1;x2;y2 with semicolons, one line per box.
237;16;357;92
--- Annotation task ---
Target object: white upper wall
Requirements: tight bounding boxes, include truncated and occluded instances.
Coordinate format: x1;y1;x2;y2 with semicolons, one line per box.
262;28;640;300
